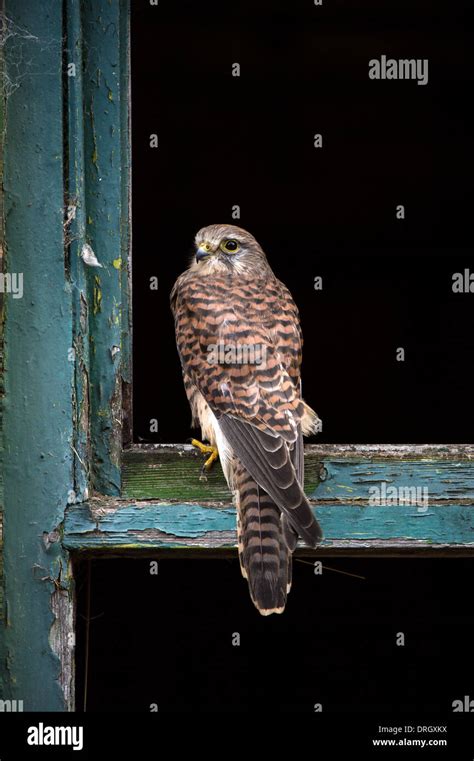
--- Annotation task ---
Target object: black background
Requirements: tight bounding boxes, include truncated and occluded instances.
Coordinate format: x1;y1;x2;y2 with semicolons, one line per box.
131;0;473;444
73;0;474;717
75;556;474;713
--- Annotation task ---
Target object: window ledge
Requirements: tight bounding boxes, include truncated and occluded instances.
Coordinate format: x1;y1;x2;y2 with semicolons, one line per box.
63;444;474;555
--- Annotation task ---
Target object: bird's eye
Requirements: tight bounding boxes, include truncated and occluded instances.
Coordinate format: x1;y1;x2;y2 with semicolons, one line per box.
221;239;239;253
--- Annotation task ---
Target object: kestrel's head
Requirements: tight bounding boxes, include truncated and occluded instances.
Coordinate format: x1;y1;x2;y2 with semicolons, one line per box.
191;224;268;275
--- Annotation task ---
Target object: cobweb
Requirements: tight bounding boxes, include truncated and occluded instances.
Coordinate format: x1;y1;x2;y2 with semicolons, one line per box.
0;9;59;100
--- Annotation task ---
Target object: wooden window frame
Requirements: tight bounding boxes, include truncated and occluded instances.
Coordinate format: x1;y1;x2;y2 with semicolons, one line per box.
0;0;473;713
0;0;132;712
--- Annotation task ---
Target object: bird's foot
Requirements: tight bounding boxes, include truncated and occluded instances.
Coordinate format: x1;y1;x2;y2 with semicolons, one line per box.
189;438;219;475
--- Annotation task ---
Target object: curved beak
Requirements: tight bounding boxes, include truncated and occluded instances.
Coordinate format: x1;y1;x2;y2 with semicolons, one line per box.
195;246;210;263
195;243;213;263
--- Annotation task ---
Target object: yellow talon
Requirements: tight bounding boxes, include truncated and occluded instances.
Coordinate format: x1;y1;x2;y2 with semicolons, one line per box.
190;439;219;471
203;447;219;470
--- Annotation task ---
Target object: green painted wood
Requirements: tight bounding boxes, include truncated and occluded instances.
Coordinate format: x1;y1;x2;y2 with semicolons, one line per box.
124;453;232;501
63;502;474;551
67;447;474;552
122;446;474;503
122;445;328;501
83;0;130;495
1;0;74;711
122;446;324;501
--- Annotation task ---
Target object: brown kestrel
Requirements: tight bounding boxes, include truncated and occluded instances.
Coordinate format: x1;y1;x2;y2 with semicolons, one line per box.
171;224;322;615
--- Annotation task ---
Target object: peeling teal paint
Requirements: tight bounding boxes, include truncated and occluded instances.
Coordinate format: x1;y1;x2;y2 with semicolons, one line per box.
0;0;131;712
83;0;130;495
63;502;474;550
310;460;474;501
1;0;74;711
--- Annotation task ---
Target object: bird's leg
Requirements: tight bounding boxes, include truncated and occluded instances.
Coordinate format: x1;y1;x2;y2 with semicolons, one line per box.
190;438;219;472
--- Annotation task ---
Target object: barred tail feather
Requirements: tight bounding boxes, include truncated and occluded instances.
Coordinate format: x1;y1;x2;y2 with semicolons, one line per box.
235;460;290;615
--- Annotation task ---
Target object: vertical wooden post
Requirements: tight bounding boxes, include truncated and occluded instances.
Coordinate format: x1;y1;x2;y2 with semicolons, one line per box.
1;0;74;711
82;0;130;496
0;0;130;709
65;0;131;497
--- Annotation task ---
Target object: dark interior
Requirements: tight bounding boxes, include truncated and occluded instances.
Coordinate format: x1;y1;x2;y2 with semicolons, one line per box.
75;556;474;712
131;0;473;444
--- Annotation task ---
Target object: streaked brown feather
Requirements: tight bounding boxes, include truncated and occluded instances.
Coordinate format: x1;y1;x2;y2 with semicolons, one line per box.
171;224;322;614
